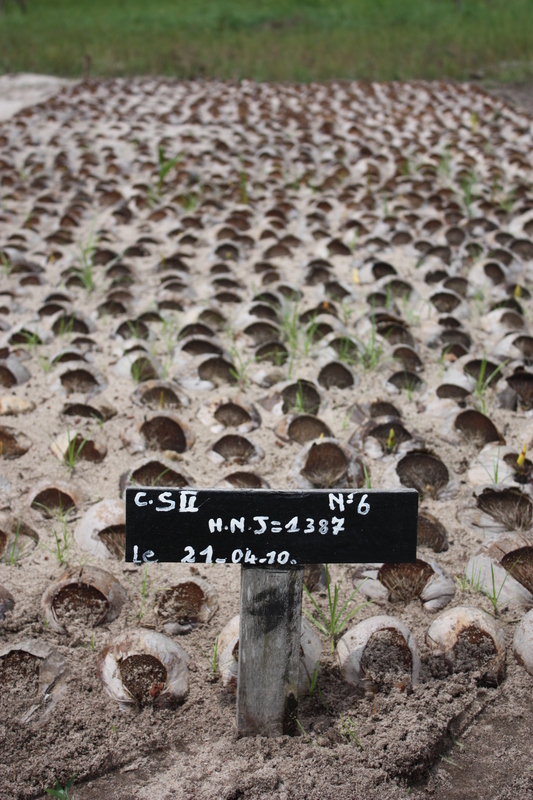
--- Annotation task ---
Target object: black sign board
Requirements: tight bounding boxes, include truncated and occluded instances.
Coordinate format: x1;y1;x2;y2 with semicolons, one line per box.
125;488;418;566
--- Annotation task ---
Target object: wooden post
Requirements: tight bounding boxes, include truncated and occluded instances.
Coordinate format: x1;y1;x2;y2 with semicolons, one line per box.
237;565;304;737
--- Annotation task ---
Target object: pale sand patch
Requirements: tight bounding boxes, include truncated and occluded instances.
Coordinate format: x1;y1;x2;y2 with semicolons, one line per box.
0;72;76;120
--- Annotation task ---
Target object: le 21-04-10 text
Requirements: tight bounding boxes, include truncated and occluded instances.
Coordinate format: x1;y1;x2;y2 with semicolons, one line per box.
125;488;419;566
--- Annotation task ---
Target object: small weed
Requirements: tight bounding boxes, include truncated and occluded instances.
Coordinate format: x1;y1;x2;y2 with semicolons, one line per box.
354;316;387;371
18;329;41;354
202;636;221;676
91;412;104;430
279;302;300;364
302;318;319;357
39;354;52;373
499;188;515;214
45;775;76;799
484;560;513;615
8;517;22;564
76;230;98;292
64;429;90;473
460;171;477;216
56;315;75;338
335;337;359;366
126;565;151;622
450;733;465;749
130;357;151;383
0;251;12;276
228;347;255;388
157;146;182;196
340;715;363;748
181;192;199;212
296;719;313;744
440;756;461;768
77;260;95;292
305;661;320;695
339;300;355;327
362;462;372;489
90;632;96;652
456;561;483;593
472;289;485;315
138;564;150;621
400;295;420;326
455;571;469;592
160;315;180;355
292;381;307;414
438;147;452;178
438;345;455;366
473;446;512;486
303;565;369;652
471;356;507;414
404;374;419;401
47;524;71;566
37;499;72;564
147;184;157;209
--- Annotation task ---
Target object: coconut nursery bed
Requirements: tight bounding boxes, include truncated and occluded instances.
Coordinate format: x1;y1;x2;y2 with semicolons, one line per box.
1;78;533;800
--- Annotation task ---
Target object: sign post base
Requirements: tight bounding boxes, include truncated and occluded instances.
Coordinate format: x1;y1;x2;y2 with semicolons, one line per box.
237;565;304;737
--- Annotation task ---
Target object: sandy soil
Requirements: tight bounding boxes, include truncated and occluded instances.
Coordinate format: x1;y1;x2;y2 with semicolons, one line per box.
0;76;533;800
0;74;74;121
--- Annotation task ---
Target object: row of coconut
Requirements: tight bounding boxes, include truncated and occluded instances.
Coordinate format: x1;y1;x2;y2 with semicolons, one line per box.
4;601;533;718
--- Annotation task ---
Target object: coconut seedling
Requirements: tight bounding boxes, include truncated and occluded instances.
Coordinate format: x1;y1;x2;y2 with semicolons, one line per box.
337;615;420;692
97;630;190;710
453;409;504;450
291;438;363;490
208;434;263;465
74;498;125;559
155;577;218;634
388;450;455;500
197;396;260;434
42;566;126;635
0;424;31;459
417;511;449;552
459;485;533;536
275;414;332;445
138;413;194;454
426;606;506;685
132;380;188;411
0;640;67;722
349;415;418;459
353;559;455;612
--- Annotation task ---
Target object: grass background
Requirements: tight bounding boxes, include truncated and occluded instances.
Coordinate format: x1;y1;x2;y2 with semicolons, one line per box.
0;0;532;82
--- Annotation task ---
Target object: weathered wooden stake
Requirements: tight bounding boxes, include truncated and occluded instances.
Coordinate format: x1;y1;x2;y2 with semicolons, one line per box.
237;565;304;737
